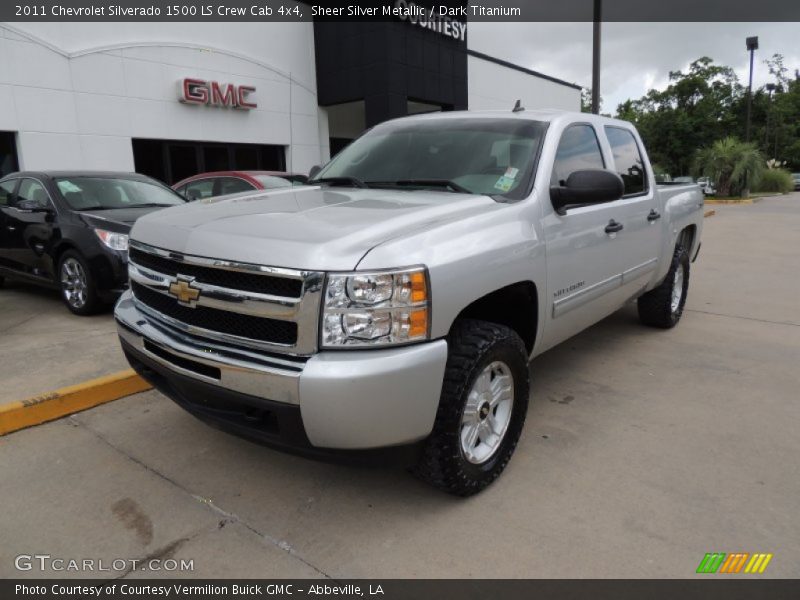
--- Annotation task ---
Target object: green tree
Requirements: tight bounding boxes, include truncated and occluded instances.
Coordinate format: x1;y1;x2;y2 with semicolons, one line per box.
694;137;763;197
615;57;744;175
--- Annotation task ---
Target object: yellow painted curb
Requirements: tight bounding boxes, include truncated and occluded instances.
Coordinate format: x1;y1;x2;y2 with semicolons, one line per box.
704;210;716;218
0;370;151;436
704;198;753;205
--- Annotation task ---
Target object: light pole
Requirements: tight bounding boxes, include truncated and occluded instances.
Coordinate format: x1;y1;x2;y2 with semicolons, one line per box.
745;36;759;142
591;0;601;114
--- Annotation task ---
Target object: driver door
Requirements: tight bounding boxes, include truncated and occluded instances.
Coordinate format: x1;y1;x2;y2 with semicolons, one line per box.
5;178;57;279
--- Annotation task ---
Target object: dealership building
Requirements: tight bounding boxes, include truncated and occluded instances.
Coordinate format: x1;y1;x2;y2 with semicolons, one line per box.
0;14;580;183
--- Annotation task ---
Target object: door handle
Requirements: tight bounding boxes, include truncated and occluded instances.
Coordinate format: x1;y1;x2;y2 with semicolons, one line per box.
647;209;661;222
605;219;624;234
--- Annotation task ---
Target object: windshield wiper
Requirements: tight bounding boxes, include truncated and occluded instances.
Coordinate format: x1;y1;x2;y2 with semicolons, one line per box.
312;176;369;189
367;179;473;194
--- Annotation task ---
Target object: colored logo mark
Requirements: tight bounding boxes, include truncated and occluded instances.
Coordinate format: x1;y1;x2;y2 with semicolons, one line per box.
696;552;773;574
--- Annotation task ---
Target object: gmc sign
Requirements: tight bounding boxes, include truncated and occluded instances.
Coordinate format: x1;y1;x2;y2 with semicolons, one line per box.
178;78;257;110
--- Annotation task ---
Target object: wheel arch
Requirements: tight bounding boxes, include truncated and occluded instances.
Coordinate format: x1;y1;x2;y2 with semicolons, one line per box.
450;281;539;355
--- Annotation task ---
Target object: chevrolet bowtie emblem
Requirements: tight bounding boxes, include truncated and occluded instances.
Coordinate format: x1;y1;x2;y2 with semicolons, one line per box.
168;278;201;305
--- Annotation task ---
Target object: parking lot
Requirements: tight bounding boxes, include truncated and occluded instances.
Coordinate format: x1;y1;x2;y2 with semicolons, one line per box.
1;195;798;579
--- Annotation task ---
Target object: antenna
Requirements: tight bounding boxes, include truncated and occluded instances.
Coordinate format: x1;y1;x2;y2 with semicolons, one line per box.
512;99;524;112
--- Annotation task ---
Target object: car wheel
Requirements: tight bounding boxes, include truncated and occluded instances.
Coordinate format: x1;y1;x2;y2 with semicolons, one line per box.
637;244;690;328
58;250;100;315
413;319;530;496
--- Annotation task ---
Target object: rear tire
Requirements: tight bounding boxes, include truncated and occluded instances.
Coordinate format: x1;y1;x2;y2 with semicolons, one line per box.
413;319;530;496
638;244;690;328
58;250;100;316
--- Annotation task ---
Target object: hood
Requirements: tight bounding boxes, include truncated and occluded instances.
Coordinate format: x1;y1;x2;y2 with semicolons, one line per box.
80;206;172;232
130;186;498;271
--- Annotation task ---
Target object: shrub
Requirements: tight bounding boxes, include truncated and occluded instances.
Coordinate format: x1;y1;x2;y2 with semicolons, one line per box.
695;137;763;197
754;169;794;193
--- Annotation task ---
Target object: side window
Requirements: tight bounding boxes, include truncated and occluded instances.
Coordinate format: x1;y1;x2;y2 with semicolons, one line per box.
184;179;214;201
551;124;605;186
0;180;16;206
16;178;50;209
217;177;255;196
605;127;648;196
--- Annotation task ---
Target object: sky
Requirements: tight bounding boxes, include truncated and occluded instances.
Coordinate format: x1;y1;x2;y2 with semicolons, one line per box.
469;23;800;113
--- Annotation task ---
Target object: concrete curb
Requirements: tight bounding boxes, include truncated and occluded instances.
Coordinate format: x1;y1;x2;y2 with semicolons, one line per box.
0;370;151;436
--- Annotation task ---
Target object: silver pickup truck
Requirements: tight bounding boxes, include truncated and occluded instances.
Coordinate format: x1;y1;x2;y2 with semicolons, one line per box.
115;109;703;496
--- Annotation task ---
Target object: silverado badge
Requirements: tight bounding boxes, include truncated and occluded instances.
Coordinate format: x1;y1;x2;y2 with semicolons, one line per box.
168;277;201;306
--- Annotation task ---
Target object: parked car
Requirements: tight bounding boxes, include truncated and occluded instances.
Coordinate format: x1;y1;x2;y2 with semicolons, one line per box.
173;170;308;200
792;173;800;191
696;176;716;196
0;171;185;314
116;110;703;495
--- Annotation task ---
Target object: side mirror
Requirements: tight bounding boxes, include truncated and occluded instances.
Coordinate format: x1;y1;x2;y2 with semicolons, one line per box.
308;165;322;180
550;169;624;215
186;190;200;201
16;199;51;212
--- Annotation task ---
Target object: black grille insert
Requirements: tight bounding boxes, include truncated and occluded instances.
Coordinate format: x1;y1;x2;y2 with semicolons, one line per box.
129;247;303;298
132;281;298;346
144;340;221;380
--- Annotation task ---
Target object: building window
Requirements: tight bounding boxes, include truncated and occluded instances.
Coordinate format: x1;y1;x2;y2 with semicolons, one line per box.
0;132;19;178
132;139;287;184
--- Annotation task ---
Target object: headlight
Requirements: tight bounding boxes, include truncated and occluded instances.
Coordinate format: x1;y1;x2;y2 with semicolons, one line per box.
94;229;129;251
321;267;430;348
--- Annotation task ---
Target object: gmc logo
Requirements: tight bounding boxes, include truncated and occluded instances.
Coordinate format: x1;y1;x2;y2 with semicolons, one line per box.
178;78;257;110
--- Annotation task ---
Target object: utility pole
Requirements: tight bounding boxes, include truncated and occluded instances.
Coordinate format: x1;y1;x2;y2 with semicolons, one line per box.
745;36;759;142
591;0;601;114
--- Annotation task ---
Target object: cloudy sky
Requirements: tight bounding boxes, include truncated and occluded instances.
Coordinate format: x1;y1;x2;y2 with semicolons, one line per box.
469;23;800;113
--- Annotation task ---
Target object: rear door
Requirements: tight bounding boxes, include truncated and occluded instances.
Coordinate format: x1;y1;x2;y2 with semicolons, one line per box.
601;126;662;296
540;123;633;351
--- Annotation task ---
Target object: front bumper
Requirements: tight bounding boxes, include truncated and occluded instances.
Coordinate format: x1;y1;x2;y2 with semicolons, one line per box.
115;292;448;457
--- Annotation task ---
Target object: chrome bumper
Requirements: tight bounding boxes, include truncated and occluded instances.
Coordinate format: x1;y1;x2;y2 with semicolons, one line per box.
115;291;449;449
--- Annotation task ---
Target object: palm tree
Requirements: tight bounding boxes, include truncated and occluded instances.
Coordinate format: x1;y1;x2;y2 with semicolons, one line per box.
695;137;763;197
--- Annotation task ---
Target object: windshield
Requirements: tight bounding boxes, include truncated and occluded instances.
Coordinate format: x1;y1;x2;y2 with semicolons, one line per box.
55;177;185;211
253;174;308;189
313;117;547;200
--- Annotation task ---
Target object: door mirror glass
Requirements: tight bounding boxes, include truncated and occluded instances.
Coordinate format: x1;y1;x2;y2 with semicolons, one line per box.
308;165;322;180
550;169;624;214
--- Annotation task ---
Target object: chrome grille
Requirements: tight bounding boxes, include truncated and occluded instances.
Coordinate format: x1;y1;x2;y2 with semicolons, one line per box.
127;241;323;355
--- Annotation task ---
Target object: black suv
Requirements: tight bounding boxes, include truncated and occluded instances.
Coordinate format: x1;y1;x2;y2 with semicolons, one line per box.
0;171;185;315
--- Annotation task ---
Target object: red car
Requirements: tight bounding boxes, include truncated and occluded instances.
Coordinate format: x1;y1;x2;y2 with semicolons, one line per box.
172;170;308;200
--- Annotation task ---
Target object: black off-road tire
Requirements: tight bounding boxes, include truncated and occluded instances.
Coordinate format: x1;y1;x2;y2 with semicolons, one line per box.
637;244;690;328
58;250;101;316
413;319;530;496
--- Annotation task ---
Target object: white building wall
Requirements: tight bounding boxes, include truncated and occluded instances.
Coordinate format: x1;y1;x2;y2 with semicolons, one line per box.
467;55;581;112
0;18;328;174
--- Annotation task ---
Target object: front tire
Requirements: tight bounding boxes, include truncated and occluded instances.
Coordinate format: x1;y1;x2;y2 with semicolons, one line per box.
413;319;530;496
58;250;100;315
637;244;690;328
